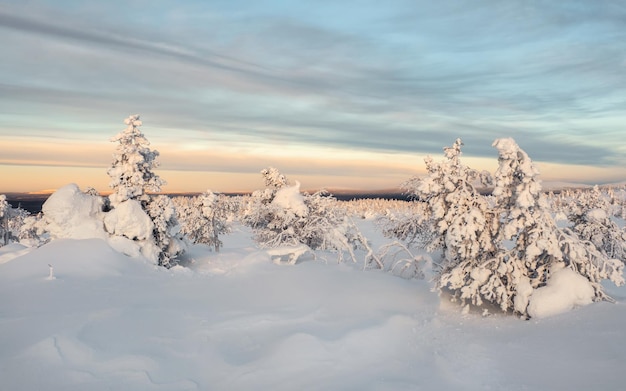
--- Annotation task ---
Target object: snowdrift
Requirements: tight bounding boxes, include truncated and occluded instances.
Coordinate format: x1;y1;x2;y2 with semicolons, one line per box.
1;223;626;391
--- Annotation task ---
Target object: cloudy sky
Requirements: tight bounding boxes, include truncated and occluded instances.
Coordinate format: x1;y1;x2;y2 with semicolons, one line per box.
1;0;625;193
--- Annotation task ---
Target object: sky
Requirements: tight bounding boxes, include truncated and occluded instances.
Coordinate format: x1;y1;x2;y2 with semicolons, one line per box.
1;0;625;193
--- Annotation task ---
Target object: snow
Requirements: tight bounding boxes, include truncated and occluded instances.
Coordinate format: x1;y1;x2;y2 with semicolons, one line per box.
586;208;608;222
103;199;154;241
265;243;314;265
41;183;107;240
105;210;166;263
271;180;308;216
527;264;595;319
2;220;626;390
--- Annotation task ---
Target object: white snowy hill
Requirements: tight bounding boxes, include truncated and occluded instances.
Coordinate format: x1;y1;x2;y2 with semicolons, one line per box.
1;221;625;391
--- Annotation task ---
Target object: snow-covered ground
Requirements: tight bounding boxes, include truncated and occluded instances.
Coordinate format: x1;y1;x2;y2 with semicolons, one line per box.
1;221;626;391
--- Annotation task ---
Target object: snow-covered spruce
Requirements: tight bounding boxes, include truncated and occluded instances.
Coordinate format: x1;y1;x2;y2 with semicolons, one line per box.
564;186;626;264
17;213;47;247
144;195;185;268
465;139;621;316
380;138;494;281
174;190;232;252
107;114;165;207
0;195;30;246
105;115;184;267
243;167;380;266
393;138;624;318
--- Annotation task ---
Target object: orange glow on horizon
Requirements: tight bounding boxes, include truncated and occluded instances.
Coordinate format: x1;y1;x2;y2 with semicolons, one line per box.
1;137;624;194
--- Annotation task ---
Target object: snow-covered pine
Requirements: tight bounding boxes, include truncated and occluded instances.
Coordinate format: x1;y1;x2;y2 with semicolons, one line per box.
399;138;624;317
198;191;231;252
104;115;184;267
175;191;232;252
144;195;186;268
465;137;565;314
480;138;623;316
382;139;496;283
261;166;288;190
0;195;12;246
0;195;30;246
107;115;165;207
565;186;626;264
18;213;48;247
243;167;380;266
240;166;286;229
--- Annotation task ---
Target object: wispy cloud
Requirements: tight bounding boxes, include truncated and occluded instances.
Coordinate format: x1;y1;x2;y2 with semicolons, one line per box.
1;0;625;190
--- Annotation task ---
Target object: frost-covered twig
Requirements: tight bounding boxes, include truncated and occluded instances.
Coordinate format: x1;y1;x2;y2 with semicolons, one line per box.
377;240;428;279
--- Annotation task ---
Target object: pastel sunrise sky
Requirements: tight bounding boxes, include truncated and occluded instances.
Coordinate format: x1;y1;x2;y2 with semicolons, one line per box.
1;0;625;193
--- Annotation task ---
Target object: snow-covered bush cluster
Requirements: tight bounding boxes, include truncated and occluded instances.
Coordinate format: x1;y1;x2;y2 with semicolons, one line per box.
1;116;185;267
174;190;234;252
2;115;625;320
552;186;626;264
341;198;413;220
383;138;624;318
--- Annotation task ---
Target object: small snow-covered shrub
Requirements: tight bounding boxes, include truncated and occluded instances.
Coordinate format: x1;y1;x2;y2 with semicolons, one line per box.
175;191;232;252
379;201;434;250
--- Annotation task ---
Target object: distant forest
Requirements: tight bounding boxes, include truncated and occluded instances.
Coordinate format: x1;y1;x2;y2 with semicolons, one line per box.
4;191;412;214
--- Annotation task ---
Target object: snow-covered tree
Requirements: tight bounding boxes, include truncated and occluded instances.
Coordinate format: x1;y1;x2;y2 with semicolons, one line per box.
566;186;626;264
176;190;232;252
0;195;12;245
0;195;30;246
380;139;495;280
391;138;624;317
243;167;380;266
107;115;165;206
464;138;565;314
261;166;288;190
18;213;48;247
144;195;186;267
442;138;623;316
104;115;183;267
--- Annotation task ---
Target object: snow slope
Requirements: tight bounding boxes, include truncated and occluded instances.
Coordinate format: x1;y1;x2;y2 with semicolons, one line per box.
1;222;625;391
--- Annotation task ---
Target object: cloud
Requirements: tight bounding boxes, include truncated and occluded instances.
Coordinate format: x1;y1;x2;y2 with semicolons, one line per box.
0;9;269;77
0;0;625;190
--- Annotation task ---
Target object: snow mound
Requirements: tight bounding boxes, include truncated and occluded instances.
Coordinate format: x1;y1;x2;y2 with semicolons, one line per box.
42;183;107;240
1;220;626;390
103;199;154;241
527;265;595;319
103;200;166;263
585;208;608;223
272;181;308;216
266;244;314;265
